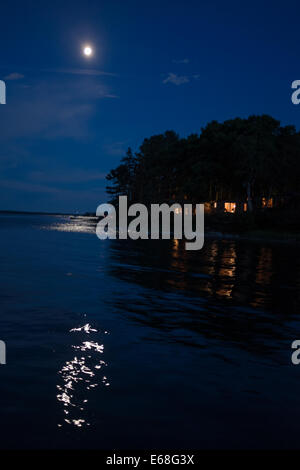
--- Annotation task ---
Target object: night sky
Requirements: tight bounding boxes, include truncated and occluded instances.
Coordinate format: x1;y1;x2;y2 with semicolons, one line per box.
0;0;299;212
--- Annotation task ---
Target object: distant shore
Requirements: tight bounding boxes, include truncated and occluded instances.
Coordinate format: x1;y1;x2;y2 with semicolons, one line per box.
0;210;73;216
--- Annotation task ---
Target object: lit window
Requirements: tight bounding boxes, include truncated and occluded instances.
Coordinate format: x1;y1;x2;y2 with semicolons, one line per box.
224;202;236;213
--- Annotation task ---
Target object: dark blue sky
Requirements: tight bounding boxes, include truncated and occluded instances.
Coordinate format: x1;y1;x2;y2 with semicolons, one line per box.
0;0;299;212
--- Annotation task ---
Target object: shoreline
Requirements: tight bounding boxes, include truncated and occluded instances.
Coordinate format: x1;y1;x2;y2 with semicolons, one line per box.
206;229;300;245
1;211;299;245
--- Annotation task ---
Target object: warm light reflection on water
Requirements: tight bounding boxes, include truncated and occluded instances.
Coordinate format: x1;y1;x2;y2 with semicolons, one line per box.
47;217;299;315
57;323;110;428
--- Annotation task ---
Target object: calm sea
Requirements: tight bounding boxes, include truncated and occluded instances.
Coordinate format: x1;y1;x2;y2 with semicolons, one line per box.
0;213;300;449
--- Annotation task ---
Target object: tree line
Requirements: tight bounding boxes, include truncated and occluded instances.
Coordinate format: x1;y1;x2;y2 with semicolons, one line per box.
106;115;300;213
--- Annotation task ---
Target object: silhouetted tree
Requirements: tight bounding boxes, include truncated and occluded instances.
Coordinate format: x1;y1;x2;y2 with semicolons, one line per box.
106;115;300;214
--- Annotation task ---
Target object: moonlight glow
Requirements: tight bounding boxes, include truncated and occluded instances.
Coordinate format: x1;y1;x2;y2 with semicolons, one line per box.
83;45;93;57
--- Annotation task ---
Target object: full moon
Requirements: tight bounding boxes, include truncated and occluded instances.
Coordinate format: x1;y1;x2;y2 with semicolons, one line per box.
83;45;93;57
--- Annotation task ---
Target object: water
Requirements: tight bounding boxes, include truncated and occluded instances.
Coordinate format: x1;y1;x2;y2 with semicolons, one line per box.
0;213;300;449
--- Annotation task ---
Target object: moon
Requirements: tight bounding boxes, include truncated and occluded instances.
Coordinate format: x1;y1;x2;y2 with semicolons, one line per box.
83;45;93;57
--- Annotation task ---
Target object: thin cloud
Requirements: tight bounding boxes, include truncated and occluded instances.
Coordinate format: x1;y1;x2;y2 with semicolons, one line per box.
163;73;190;86
104;141;128;156
0;76;117;140
172;58;189;64
44;68;117;77
4;72;24;80
103;93;119;99
0;179;66;195
28;169;106;184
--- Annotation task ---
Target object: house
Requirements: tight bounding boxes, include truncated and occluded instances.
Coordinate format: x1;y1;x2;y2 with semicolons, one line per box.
204;198;273;214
